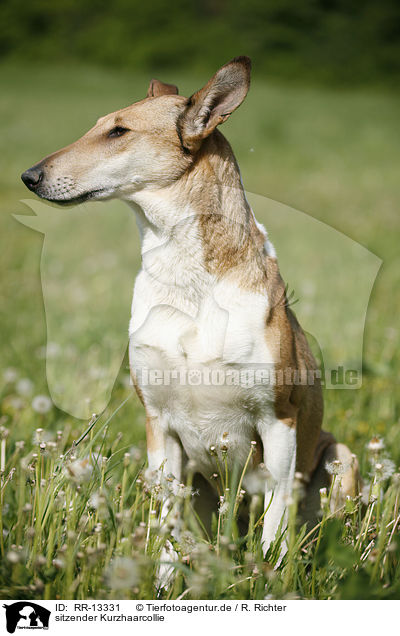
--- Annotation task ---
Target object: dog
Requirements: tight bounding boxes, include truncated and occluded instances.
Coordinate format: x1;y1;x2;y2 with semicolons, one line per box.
21;56;360;553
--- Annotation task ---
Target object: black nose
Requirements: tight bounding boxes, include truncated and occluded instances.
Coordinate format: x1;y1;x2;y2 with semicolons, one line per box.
21;167;44;191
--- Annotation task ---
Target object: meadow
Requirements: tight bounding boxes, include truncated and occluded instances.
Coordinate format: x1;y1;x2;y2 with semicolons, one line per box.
0;62;399;599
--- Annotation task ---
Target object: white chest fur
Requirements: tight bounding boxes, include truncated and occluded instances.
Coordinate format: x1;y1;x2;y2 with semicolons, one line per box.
128;214;276;477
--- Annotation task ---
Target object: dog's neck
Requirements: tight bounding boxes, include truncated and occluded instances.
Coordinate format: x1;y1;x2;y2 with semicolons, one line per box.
126;131;267;289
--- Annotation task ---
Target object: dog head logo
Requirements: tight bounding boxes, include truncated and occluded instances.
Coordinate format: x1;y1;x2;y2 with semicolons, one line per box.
3;602;50;633
15;192;381;418
14;199;138;419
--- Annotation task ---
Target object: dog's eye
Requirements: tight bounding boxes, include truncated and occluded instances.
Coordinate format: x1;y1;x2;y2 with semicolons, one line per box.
108;126;130;138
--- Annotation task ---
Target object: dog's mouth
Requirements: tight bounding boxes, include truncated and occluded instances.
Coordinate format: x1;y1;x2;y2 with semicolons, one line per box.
40;189;110;206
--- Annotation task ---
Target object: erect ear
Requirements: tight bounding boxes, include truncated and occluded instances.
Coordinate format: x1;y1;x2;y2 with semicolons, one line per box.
177;56;251;153
147;79;179;98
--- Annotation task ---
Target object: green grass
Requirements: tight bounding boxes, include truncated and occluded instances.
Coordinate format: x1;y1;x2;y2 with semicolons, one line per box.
0;62;399;599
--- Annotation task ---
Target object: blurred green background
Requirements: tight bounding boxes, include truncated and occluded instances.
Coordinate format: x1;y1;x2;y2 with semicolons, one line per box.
1;0;399;468
1;0;400;85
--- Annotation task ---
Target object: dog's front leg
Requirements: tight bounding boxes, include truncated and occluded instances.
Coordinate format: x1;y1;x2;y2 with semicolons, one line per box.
146;415;181;476
258;419;297;556
146;415;183;588
146;414;183;512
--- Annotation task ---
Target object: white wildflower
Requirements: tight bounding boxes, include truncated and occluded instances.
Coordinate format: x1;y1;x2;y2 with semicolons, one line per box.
218;496;229;515
46;342;61;358
88;491;108;518
220;431;230;452
31;395;52;414
319;487;329;507
367;437;385;453
65;458;93;483
0;426;9;439
3;367;18;383
106;557;139;590
361;482;379;505
16;378;34;396
89;491;103;509
325;459;351;476
180;530;197;555
176;482;196;499
7;551;20;564
374;459;395;481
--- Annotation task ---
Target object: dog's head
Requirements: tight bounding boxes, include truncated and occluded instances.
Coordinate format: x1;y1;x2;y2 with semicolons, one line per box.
21;56;251;204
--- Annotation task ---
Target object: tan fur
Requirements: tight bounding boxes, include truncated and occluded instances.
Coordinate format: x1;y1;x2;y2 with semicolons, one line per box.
141;125;324;479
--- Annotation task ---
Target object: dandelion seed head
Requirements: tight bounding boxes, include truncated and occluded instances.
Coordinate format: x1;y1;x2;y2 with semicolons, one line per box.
3;368;18;383
106;557;139;590
65;457;93;483
16;378;34;396
52;558;65;570
46;342;61;359
218;497;229;515
7;551;19;564
89;491;106;510
374;458;395;481
361;482;372;505
31;395;52;414
367;437;385;453
319;487;328;506
325;459;351;476
0;425;9;440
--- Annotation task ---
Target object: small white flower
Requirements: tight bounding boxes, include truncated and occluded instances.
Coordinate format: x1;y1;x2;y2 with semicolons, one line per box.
180;530;197;554
220;431;230;452
361;482;375;505
52;558;65;570
65;458;93;483
106;557;139;590
7;551;20;564
0;426;9;439
319;487;329;507
16;378;34;396
46;342;61;358
374;459;395;481
325;459;351;476
32;428;54;444
218;496;229;515
3;367;18;383
89;490;107;511
31;395;52;414
367;437;385;453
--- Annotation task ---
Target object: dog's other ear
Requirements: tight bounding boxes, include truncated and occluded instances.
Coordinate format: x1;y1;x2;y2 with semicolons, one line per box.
178;56;251;153
147;79;179;98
